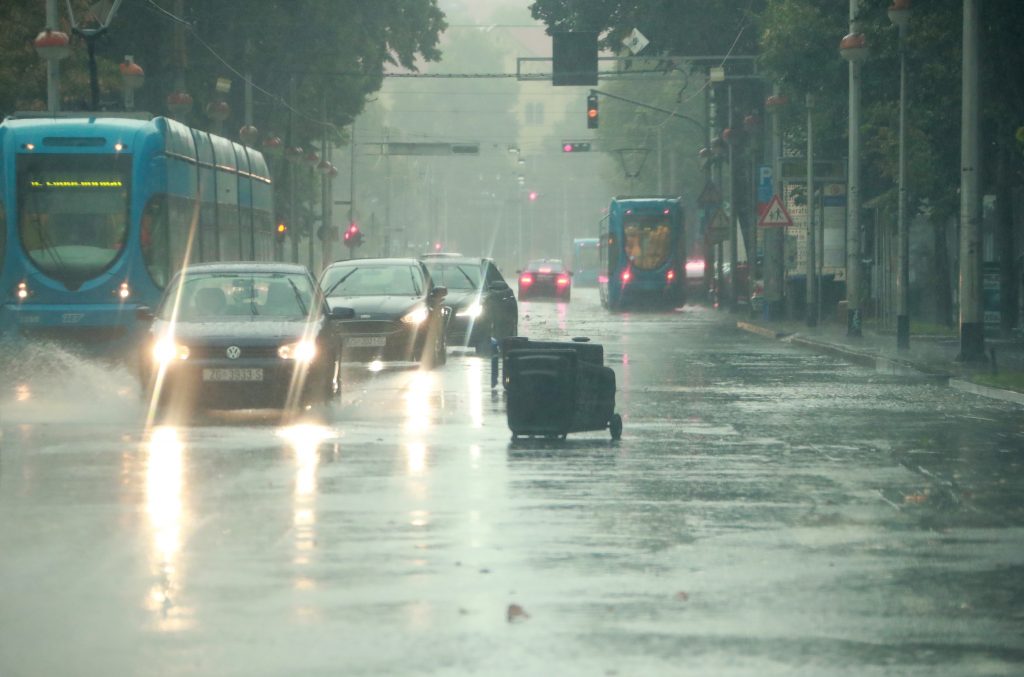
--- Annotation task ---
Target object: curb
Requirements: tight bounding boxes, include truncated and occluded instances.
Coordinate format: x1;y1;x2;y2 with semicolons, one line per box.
737;321;1023;406
949;378;1024;406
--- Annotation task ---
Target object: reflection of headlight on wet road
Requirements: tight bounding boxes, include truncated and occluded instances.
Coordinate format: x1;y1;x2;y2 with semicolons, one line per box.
278;340;317;363
401;306;429;325
152;338;190;364
456;300;482;318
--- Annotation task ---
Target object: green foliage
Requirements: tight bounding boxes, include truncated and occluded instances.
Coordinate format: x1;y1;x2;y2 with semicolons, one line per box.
1;0;447;147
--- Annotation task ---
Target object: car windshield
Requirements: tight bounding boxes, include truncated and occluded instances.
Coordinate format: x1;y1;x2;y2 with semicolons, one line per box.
160;271;315;320
321;264;424;297
528;260;564;274
424;263;481;290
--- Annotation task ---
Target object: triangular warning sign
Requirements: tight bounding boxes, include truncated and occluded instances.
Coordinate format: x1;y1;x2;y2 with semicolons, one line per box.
757;194;793;228
706;208;729;244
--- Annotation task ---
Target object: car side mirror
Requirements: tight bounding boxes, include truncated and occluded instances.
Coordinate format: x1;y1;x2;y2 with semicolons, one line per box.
135;306;155;323
488;280;509;292
329;306;355;320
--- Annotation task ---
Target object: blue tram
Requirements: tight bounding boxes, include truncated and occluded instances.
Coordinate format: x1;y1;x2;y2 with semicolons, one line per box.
598;196;686;311
0;113;274;353
571;237;600;287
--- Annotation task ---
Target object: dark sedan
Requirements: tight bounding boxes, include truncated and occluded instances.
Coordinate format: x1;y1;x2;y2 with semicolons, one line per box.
318;258;449;368
139;263;347;416
422;256;518;354
518;258;572;301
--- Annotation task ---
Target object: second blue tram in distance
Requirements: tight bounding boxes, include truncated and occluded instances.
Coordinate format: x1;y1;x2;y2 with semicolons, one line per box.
598;196;686;311
0;112;275;353
571;237;600;287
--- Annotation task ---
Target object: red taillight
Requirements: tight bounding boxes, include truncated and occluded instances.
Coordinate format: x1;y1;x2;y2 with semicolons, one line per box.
621;269;631;283
556;275;569;286
520;274;534;286
666;269;675;281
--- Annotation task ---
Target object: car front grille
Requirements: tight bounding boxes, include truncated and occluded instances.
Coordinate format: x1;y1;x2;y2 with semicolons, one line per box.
185;344;280;359
338;320;401;335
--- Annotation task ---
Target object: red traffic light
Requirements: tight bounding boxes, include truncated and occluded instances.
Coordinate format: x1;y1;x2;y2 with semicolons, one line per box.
586;93;599;129
528;191;538;201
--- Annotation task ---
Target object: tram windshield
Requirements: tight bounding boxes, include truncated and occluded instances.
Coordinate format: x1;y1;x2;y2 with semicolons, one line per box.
622;214;671;270
17;154;131;288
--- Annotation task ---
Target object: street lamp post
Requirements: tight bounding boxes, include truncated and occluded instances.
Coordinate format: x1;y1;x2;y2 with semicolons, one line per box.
36;0;70;113
840;0;869;337
890;0;912;350
806;93;817;327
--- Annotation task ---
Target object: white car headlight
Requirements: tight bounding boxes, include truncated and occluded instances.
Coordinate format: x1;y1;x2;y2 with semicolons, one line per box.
278;340;317;363
456;300;483;318
401;306;429;325
152;337;189;364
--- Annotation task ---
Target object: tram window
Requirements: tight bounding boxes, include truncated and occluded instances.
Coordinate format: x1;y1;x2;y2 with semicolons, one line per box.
623;217;671;270
16;154;130;287
141;195;170;288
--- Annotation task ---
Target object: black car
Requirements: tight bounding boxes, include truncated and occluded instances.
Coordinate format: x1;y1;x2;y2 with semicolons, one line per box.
421;256;518;354
139;262;348;415
318;258;449;368
518;258;572;301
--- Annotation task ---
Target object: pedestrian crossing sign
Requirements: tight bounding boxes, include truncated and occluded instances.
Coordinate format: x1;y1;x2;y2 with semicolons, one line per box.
757;194;793;228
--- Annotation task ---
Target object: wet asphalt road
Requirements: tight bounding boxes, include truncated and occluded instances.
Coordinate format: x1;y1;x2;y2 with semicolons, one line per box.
1;288;1023;676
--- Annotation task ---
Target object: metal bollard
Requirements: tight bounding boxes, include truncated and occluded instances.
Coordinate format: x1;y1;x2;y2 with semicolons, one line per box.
490;337;500;388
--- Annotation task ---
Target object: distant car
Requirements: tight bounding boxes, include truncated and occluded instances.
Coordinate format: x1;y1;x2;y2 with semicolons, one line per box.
421;256;518;354
139;262;347;414
518;258;572;301
318;258;449;368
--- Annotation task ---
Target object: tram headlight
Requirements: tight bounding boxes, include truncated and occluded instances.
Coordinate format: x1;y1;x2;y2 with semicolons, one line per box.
15;281;30;300
115;282;131;299
152;337;190;364
278;340;317;363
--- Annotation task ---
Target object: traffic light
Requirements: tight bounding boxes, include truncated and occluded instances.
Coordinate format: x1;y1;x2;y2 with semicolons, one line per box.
343;223;363;248
275;221;288;243
586;93;599;129
562;141;592;152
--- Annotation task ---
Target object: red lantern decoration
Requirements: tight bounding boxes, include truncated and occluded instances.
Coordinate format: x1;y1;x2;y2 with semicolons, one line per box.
34;29;71;61
205;100;230;122
262;135;283;154
119;59;144;90
239;124;260;146
316;160;333;175
166;91;193;117
303;151;320;168
328;164;339;178
839;32;869;62
285;145;304;163
765;94;788;110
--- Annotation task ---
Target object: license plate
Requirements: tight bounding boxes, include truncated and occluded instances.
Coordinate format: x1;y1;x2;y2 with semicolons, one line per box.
346;336;387;347
202;368;264;382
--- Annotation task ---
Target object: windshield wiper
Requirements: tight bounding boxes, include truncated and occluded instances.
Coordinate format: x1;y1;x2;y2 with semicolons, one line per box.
286;277;308;316
322;268;358;298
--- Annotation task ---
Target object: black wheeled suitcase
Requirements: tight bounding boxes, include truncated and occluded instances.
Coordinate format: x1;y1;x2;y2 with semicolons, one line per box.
503;338;622;441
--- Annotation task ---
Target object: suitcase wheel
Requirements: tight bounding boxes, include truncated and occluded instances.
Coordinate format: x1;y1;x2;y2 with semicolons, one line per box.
609;413;623;440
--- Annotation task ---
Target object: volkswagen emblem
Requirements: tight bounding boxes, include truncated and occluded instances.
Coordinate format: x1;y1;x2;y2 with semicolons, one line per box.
226;346;242;359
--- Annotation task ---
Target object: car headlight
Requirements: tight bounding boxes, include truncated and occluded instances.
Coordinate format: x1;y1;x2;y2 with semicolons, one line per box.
456;300;483;318
152;337;189;364
401;306;429;325
278;340;317;363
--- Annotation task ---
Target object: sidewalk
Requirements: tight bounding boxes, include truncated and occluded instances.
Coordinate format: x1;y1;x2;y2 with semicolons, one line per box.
735;316;1024;407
